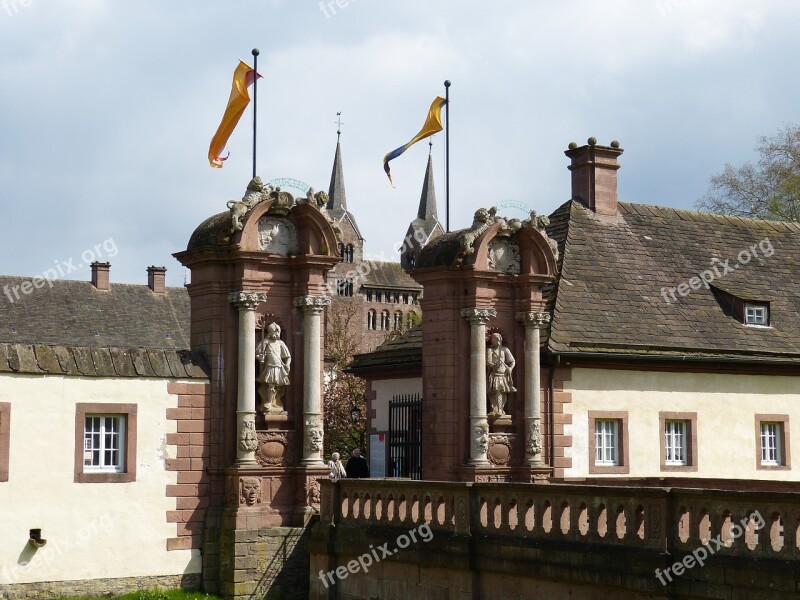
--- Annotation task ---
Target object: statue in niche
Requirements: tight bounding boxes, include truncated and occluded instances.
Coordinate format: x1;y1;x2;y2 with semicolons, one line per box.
256;323;291;414
486;332;516;417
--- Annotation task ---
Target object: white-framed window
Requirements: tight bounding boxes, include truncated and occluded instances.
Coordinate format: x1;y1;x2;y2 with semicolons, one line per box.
664;420;687;466
760;422;781;466
745;303;768;326
84;415;125;473
594;419;618;466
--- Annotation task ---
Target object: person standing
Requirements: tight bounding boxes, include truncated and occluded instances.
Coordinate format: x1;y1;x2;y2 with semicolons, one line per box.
345;448;370;478
328;452;347;481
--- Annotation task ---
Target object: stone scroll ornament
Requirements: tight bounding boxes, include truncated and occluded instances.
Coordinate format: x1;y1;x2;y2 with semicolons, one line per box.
305;416;324;453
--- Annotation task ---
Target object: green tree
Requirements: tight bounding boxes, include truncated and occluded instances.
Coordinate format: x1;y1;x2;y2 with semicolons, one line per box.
697;124;800;222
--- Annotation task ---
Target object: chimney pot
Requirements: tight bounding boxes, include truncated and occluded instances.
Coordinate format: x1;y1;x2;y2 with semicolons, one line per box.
147;266;167;294
564;141;624;216
90;262;110;291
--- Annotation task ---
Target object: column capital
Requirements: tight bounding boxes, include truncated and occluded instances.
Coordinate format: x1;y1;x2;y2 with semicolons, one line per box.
294;295;331;313
229;291;267;311
516;311;551;329
461;307;496;324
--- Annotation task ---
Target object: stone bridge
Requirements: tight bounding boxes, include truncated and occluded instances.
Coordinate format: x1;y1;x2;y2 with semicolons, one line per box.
308;479;800;599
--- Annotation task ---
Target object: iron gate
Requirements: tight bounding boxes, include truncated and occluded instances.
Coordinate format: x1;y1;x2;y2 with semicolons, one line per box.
388;393;423;479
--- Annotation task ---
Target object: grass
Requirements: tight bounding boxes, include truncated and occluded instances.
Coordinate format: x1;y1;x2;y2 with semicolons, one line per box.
56;590;223;600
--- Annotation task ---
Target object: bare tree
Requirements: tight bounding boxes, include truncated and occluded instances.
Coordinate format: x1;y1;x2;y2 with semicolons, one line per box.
697;124;800;222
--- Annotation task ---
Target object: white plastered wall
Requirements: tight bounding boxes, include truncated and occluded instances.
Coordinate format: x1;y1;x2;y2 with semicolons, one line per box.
564;367;800;480
371;377;423;433
0;373;201;584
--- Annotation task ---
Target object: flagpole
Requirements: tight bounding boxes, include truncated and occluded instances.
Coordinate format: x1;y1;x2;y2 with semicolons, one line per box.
444;80;451;233
252;48;259;179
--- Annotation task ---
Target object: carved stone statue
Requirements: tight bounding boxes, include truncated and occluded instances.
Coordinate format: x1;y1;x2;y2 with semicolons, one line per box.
240;477;262;506
256;323;291;414
238;420;258;453
486;332;516;416
227;177;268;232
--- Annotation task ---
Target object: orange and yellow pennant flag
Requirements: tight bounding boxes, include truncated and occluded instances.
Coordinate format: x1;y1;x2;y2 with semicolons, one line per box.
208;60;261;168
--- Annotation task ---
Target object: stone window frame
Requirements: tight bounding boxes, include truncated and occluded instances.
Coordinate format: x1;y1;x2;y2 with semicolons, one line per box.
74;403;137;483
659;411;698;472
0;403;10;482
755;414;790;471
588;410;629;474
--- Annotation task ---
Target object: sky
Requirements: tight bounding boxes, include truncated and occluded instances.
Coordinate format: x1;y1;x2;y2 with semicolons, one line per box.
1;0;799;287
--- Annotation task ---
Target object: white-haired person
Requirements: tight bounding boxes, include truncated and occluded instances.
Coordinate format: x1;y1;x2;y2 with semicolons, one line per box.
328;451;347;480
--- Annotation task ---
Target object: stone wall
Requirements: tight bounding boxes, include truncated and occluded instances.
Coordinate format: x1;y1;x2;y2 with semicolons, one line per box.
0;573;200;599
216;523;313;599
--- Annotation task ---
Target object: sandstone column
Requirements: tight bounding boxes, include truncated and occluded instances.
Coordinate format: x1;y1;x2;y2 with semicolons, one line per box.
516;311;551;465
461;307;496;465
294;295;331;466
229;291;268;466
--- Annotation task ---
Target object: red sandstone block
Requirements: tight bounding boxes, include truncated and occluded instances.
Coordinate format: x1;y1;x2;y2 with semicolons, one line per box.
176;496;209;510
177;420;209;433
553;458;572;468
190;458;208;471
181;509;206;523
190;395;209;408
166;483;200;497
553;391;572;402
166;537;192;551
554;436;573;448
175;521;203;537
553;413;573;424
166;510;185;523
167;382;185;395
191;407;210;420
166;407;192;420
188;444;210;458
178;471;207;484
166;433;190;446
185;382;210;395
177;397;194;408
165;458;190;471
189;433;207;445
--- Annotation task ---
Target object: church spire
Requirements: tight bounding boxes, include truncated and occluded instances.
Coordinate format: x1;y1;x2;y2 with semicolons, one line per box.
417;152;438;223
326;113;347;212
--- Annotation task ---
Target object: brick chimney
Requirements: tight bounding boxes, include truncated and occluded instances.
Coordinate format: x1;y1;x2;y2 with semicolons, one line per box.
90;262;110;290
564;138;624;216
147;266;167;294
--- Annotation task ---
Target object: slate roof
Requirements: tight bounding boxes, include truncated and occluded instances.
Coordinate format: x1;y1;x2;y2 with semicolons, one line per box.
360;261;422;291
347;325;422;373
547;201;800;361
0;277;207;377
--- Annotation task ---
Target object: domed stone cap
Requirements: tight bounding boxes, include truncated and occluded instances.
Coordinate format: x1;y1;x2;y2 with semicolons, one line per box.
186;211;231;251
414;230;469;269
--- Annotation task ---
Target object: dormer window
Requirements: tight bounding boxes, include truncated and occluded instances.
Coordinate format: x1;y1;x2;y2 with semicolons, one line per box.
745;303;768;326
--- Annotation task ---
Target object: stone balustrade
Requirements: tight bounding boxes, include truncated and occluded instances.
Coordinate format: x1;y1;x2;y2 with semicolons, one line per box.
319;479;800;560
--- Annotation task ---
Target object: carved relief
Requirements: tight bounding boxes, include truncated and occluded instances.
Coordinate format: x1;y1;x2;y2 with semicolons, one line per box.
238;420;259;453
306;477;321;509
240;477;262;506
473;419;489;456
487;238;521;274
488;434;512;466
257;217;297;255
526;419;543;457
305;416;324;453
255;431;292;467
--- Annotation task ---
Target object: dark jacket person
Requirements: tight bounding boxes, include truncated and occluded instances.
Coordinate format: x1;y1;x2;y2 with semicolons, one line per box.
345;448;370;478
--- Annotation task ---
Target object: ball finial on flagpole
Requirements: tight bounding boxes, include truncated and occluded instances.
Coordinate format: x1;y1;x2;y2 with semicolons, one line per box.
252;48;260;56
444;80;451;87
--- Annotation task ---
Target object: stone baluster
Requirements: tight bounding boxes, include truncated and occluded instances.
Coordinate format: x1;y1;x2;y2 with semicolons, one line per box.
516;311;551;465
294;295;331;466
229;291;268;466
461;307;497;465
